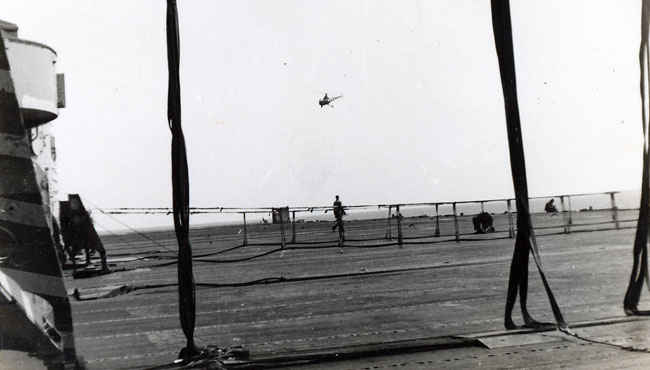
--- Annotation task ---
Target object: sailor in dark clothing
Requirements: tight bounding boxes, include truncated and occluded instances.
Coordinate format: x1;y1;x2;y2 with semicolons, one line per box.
545;198;558;214
473;212;495;234
332;195;346;251
332;195;346;233
61;195;109;272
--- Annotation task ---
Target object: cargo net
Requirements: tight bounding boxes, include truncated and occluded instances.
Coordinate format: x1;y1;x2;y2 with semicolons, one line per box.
87;189;640;271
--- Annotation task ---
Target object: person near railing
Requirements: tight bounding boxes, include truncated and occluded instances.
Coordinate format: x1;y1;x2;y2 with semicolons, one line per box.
545;198;559;215
61;195;109;272
332;195;346;234
473;212;495;234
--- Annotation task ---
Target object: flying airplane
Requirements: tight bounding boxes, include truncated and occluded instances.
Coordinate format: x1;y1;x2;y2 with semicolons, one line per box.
319;93;342;107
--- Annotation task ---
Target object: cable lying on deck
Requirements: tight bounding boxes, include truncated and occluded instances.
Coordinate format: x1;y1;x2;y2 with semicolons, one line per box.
133;224;629;270
71;258;509;301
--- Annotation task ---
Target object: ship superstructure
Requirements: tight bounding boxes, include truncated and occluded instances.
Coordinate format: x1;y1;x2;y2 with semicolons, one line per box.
1;19;64;221
0;18;75;367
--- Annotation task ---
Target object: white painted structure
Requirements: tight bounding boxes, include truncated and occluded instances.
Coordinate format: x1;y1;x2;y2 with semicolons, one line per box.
1;20;65;220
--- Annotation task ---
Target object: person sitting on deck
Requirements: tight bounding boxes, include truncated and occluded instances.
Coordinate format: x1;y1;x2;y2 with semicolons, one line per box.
472;212;495;234
545;198;559;215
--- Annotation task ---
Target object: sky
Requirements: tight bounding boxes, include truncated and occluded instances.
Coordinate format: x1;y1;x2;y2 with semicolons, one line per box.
2;1;646;229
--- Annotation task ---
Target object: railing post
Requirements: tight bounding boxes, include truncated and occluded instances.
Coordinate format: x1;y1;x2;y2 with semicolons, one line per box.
279;209;286;249
385;205;392;239
242;212;248;246
559;196;566;233
291;210;296;243
567;196;573;233
560;196;568;234
507;199;514;238
480;201;485;213
396;205;403;247
610;192;620;229
453;202;459;242
434;203;440;237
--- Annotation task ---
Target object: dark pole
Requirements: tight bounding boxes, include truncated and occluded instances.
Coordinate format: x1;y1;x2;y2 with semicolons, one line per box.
623;0;650;314
491;0;566;329
166;0;198;359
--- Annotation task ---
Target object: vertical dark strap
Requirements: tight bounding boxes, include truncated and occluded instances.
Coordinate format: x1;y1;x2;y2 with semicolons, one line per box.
623;0;650;313
490;0;567;328
166;0;198;357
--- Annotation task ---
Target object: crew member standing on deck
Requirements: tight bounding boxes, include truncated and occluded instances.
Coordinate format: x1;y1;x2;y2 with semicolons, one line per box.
332;195;346;234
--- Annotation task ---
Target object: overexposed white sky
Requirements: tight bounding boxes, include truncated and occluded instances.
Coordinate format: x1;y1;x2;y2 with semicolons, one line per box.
2;1;645;228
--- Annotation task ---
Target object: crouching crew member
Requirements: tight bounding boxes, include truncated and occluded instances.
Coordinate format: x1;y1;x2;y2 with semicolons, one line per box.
60;194;109;272
473;211;495;234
